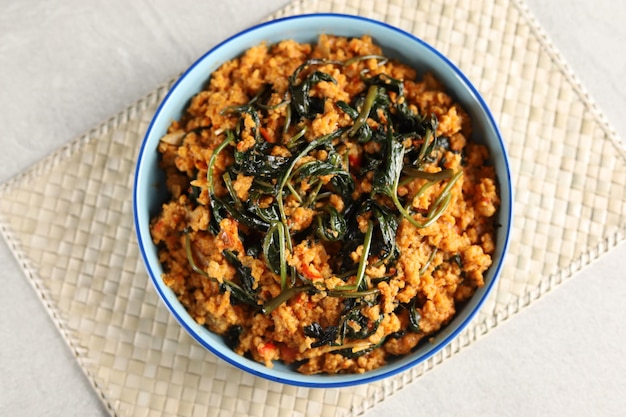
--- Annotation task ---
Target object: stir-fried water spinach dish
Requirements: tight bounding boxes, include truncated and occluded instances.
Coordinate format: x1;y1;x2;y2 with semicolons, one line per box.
151;35;500;374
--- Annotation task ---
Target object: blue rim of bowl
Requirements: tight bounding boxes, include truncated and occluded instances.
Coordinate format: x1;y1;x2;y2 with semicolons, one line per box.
133;12;513;388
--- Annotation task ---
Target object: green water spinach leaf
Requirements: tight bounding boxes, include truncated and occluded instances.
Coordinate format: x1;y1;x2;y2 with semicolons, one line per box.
248;198;281;225
210;191;271;233
221;104;261;141
349;85;379;139
371;129;452;229
262;221;283;276
411;115;439;168
262;221;291;290
222;250;258;299
393;100;423;134
363;72;404;96
224;325;243;349
339;303;383;341
222;172;242;211
358;200;399;265
234;141;290;181
315;206;348;242
358;151;383;176
328;171;355;199
327;147;355;198
289;70;336;120
336;100;359;119
207;131;235;234
407;298;422;333
293;159;343;181
293;160;354;204
303;322;339;348
344;85;395;143
371;130;404;200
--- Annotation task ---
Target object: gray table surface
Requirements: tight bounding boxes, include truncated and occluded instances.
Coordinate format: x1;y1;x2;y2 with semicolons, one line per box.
1;1;625;416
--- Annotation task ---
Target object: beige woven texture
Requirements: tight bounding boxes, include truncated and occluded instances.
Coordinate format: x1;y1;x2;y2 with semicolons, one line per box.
1;0;625;416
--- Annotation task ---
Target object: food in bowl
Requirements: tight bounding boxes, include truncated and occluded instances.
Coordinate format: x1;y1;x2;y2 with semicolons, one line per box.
149;34;500;375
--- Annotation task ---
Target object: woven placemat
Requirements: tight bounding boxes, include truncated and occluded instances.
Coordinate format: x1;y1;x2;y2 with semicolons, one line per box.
1;0;625;416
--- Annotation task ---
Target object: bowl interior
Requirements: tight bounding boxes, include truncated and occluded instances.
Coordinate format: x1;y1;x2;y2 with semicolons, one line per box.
133;13;512;387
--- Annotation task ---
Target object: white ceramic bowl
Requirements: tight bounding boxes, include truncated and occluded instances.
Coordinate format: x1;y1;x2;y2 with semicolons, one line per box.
133;13;513;387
